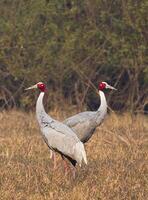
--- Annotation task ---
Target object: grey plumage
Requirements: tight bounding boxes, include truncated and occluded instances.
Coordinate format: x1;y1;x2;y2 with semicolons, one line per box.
63;91;107;143
64;82;116;143
26;82;87;167
36;92;87;166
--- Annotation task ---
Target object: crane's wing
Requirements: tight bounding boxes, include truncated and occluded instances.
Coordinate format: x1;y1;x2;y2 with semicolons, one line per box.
41;115;79;141
39;112;77;139
51;121;79;139
41;121;87;165
63;111;98;128
42;126;76;156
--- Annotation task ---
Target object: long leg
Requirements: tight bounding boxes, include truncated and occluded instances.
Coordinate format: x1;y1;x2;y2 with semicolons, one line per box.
61;155;70;176
49;150;57;170
50;149;53;159
52;152;57;170
71;165;76;179
61;155;76;178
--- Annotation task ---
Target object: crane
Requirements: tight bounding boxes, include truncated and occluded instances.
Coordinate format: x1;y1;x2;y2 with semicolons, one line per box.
63;82;117;143
25;82;87;175
50;81;116;165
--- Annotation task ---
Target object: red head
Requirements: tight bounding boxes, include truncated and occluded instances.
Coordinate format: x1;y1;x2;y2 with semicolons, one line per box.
99;82;106;90
37;82;46;92
25;82;46;92
98;82;117;91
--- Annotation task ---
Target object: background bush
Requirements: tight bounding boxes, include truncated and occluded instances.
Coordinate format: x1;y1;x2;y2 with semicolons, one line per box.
0;0;147;112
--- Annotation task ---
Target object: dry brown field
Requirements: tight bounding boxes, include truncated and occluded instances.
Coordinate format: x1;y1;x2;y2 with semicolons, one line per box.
0;110;147;200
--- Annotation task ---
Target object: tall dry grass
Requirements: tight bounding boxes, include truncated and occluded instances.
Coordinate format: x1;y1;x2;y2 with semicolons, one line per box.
0;110;147;200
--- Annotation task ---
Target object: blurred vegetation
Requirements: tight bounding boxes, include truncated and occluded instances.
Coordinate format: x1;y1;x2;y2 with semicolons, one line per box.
0;0;148;112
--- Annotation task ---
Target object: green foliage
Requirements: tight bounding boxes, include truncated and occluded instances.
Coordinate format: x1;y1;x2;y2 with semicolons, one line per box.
0;0;147;111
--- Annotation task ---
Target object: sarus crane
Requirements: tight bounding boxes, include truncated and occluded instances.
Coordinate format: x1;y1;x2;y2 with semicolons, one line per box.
64;81;117;143
50;81;116;163
25;82;87;175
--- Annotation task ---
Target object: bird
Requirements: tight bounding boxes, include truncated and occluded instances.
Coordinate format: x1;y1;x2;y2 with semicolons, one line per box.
25;82;87;175
49;81;116;165
63;82;117;143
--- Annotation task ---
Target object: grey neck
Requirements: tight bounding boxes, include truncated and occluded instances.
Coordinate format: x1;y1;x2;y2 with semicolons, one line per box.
95;90;107;123
98;90;107;112
36;92;52;126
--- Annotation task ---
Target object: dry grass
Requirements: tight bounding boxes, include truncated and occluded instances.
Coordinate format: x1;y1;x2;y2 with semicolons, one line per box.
0;110;147;200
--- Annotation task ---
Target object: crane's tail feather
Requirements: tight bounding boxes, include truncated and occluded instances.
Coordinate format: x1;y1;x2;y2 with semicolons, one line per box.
81;146;87;165
74;142;87;166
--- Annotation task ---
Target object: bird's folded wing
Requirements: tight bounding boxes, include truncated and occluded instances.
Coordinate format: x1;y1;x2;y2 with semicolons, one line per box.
63;111;97;128
42;126;77;157
44;119;79;140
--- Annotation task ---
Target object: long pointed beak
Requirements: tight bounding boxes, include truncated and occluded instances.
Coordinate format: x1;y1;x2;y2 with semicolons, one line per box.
25;84;37;90
108;85;117;90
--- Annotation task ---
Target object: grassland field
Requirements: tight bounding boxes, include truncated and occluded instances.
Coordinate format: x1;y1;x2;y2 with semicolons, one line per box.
0;110;147;200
